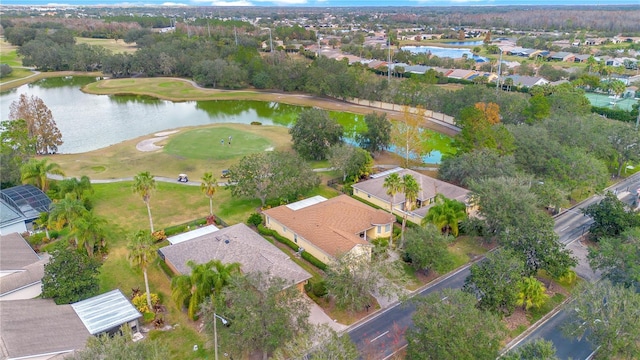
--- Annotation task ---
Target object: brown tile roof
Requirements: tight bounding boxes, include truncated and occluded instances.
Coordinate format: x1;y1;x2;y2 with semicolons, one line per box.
159;223;311;287
0;299;90;359
263;195;394;258
0;233;40;271
352;168;470;218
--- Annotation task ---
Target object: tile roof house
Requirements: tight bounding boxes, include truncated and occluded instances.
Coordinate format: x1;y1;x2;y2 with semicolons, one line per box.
159;223;312;291
446;69;476;80
263;195;395;264
0;232;49;300
352;168;472;225
549;52;575;62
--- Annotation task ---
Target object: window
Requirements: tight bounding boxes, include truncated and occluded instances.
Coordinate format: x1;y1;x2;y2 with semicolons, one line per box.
266;217;270;224
294;234;298;243
282;225;287;233
377;225;381;234
368;194;371;198
385;224;391;232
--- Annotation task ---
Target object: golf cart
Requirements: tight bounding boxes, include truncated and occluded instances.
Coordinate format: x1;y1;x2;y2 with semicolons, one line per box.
221;169;230;178
177;174;189;183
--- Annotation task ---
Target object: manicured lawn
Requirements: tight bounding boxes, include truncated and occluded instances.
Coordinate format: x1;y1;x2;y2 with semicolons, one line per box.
164;127;273;160
448;236;494;269
76;37;137;54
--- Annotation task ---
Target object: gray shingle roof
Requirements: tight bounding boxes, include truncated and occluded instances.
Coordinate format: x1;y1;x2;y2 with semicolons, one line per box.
0;232;41;271
0;299;90;359
0;254;49;297
159;223;312;288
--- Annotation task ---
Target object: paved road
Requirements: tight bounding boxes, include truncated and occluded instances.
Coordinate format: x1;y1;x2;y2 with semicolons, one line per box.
506;172;640;359
348;172;640;360
347;264;471;358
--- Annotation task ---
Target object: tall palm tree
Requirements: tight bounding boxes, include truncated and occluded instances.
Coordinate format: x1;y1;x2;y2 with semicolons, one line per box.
171;260;240;320
200;172;217;216
73;211;108;257
400;174;420;247
132;171;156;233
20;158;65;193
516;276;549;311
586;55;597;74
383;173;402;246
34;212;50;239
56;175;93;201
422;194;468;237
48;194;87;247
127;230;157;310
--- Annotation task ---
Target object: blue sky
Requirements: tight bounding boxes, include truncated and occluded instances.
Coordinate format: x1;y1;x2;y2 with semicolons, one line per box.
5;0;640;6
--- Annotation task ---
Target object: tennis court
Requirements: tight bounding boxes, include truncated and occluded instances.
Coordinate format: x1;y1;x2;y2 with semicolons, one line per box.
585;92;638;112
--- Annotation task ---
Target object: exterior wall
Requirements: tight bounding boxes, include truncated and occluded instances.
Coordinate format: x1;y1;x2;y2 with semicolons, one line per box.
0;222;27;236
346;244;373;260
0;282;42;301
365;224;393;240
265;216;334;265
353;188;424;225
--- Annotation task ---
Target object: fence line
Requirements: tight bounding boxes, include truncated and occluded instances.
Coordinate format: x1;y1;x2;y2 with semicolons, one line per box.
345;98;456;125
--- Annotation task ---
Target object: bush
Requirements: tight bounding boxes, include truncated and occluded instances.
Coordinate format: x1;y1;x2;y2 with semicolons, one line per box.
310;280;328;297
247;213;263;227
0;64;12;78
151;230;166;242
301;251;327;271
132;292;160;314
591;106;635;123
250;121;262;125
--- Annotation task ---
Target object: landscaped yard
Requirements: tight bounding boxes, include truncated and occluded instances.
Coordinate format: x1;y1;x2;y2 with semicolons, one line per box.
76;37;138;54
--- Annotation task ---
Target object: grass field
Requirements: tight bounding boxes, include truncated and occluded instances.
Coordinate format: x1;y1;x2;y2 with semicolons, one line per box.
52;123;292;180
76;37;137;54
164;127;273;160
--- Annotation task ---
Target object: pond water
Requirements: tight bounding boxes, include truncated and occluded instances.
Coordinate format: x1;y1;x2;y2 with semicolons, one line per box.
0;77;450;163
402;45;488;62
441;41;485;46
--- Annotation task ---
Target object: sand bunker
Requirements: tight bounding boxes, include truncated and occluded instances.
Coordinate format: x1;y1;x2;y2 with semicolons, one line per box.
136;130;179;152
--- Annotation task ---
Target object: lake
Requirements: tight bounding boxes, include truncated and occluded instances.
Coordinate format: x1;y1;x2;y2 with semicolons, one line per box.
0;77;451;163
402;45;488;62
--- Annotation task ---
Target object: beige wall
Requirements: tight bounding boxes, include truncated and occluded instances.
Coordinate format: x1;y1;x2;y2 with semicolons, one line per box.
353;189;424;225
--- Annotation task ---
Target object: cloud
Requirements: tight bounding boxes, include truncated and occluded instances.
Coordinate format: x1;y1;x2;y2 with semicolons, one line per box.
160;2;189;5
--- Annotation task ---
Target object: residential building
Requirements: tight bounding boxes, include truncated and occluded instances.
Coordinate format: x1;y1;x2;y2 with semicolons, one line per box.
352;168;472;225
159;223;312;292
504;75;550;88
549;52;575;62
0;185;52;235
0;232;49;301
263;195;395;264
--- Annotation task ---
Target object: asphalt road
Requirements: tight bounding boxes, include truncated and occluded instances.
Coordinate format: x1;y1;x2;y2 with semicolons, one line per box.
347;265;471;358
508;172;640;360
348;172;640;360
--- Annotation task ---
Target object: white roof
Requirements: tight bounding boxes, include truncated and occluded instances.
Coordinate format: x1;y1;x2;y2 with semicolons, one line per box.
285;195;327;211
168;225;219;245
71;289;141;335
369;167;403;179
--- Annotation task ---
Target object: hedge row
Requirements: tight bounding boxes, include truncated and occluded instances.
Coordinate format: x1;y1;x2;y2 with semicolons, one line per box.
591;106;637;123
257;224;327;271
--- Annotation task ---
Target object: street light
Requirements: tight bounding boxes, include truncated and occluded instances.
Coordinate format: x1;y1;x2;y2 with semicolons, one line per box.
213;312;229;360
261;27;273;53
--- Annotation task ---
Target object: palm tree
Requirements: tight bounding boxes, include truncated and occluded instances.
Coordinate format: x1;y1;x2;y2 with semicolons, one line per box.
400;174;420;247
422;194;468;237
48;194;87;247
516;276;549;311
132;171;156;233
34;212;50;239
383;173;402;246
127;230;157;310
56;175;93;201
20;158;65;192
200;172;217;216
171;260;240;320
73;211;108;257
586;55;597;74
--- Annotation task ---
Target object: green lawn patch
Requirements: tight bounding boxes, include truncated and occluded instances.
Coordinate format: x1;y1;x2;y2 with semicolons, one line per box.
164;127;273;160
447;236;491;268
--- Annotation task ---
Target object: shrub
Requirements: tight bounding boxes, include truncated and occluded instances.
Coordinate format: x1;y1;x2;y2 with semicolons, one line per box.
152;230;167;242
301;251;327;271
132;292;160;314
311;280;328;297
247;213;263;227
250;121;262;125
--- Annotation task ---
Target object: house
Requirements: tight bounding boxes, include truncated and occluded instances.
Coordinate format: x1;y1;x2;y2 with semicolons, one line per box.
0;185;52;235
352;168;472;226
0;232;50;300
574;54;592;63
0;290;141;359
549;52;575;62
504;75;550;88
446;69;476;80
263;195;395;264
159;223;312;292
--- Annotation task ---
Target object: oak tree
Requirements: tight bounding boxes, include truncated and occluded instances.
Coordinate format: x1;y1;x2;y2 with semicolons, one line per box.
290;108;343;161
9;94;63;155
42;249;100;304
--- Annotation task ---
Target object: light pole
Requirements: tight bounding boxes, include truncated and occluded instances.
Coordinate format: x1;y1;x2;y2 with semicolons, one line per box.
213;312;229;360
260;27;273;53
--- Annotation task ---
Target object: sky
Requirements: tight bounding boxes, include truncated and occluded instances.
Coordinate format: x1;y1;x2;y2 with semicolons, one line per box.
4;0;640;6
